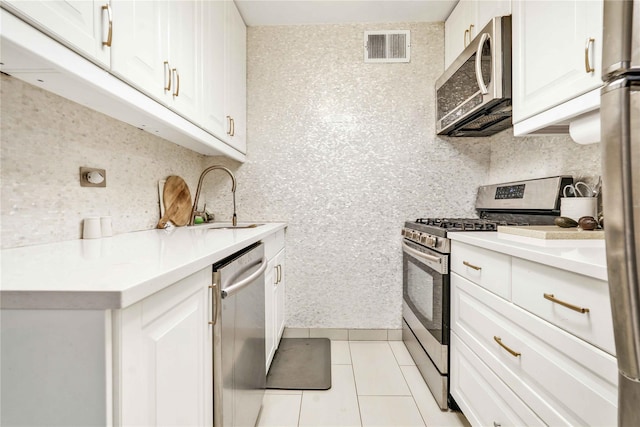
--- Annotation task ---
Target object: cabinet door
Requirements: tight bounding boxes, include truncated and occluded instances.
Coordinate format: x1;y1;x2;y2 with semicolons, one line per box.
200;0;227;138
118;268;211;427
475;0;511;36
274;249;286;343
265;257;277;370
2;0;111;66
512;0;603;122
444;0;474;69
224;0;247;153
110;0;168;102
166;0;199;119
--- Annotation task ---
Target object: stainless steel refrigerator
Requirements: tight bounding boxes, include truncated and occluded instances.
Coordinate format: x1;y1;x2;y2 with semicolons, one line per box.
601;0;640;425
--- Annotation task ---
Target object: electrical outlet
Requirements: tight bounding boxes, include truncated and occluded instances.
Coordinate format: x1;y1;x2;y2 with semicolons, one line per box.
80;167;106;187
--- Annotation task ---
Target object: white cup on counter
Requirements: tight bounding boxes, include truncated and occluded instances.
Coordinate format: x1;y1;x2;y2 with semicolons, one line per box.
560;197;598;221
83;217;102;239
101;216;113;237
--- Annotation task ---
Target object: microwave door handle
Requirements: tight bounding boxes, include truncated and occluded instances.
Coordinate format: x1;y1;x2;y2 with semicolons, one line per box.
475;33;489;95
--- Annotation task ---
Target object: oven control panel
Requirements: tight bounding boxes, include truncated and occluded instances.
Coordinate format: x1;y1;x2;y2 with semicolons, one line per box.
402;228;450;253
476;175;573;212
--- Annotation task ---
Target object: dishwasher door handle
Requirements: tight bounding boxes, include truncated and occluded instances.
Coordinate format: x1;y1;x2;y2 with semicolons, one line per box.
221;257;268;299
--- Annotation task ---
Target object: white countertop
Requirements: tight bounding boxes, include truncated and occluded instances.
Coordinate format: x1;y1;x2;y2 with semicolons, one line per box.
0;222;286;310
448;231;608;281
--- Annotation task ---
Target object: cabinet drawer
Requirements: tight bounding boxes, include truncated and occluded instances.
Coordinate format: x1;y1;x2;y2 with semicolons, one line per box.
264;229;285;260
451;332;545;427
452;274;617;427
451;241;511;299
511;258;615;355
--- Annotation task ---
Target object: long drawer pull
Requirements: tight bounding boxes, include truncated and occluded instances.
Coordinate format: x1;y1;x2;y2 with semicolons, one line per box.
543;293;590;313
494;336;521;357
463;260;482;271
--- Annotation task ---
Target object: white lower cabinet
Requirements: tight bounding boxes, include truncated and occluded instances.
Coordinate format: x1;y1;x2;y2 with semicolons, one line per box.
116;267;212;426
0;267;213;426
450;241;617;427
450;332;545;427
265;229;286;370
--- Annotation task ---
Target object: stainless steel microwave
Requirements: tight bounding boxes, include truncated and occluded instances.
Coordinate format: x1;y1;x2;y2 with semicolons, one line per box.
435;16;512;137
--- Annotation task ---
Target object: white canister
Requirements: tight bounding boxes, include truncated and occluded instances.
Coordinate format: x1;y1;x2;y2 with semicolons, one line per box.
101;216;113;237
83;217;102;239
560;197;598;221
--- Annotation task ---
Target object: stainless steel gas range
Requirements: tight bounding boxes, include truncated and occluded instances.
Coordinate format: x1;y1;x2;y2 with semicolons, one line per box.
401;176;573;410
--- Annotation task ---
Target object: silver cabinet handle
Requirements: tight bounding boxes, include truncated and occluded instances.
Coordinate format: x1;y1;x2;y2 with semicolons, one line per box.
221;257;268;298
230;117;235;136
164;61;171;92
464;28;470;47
101;4;112;47
277;264;282;284
475;33;489;95
585;37;595;73
226;115;232;135
544;293;590;314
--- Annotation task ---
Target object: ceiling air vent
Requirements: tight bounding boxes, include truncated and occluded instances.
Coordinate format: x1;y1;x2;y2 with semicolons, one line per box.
364;30;410;63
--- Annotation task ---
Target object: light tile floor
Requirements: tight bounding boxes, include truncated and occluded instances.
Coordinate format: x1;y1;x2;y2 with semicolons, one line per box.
257;340;471;427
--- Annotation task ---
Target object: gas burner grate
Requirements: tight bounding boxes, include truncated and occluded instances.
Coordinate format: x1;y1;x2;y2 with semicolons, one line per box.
414;218;530;232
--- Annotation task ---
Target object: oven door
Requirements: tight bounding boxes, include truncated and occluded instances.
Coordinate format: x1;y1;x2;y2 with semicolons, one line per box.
401;239;449;374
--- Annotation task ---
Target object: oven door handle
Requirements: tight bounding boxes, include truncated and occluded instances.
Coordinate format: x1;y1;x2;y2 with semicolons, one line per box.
402;241;443;264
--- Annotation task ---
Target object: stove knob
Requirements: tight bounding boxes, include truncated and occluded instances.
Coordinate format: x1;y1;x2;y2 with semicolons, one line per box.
420;234;428;244
428;236;438;247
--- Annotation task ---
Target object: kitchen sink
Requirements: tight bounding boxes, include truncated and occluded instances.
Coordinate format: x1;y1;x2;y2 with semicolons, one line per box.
189;222;264;230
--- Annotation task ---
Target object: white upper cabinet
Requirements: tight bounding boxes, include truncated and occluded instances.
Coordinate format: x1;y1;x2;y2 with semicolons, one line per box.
224;0;247;154
166;0;200;120
111;0;199;119
200;0;227;138
2;0;111;67
110;0;167;102
444;0;511;69
512;0;603;124
1;0;248;160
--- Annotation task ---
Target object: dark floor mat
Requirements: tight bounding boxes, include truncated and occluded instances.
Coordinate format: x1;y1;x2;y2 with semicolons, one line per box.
266;338;332;390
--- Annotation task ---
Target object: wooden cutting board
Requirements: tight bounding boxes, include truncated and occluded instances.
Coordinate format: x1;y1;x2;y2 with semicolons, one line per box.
157;176;193;228
497;225;605;240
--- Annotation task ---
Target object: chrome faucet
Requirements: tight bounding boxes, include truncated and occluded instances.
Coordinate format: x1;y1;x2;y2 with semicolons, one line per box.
189;165;237;226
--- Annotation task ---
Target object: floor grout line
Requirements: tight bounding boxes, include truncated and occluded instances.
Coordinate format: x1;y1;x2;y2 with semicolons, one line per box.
346;341;365;427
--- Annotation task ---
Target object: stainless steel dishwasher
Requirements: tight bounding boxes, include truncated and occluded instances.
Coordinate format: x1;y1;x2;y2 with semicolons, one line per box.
211;242;267;427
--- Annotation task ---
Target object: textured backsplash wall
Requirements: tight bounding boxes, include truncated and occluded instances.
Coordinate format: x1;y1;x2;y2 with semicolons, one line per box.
0;74;204;248
202;22;492;329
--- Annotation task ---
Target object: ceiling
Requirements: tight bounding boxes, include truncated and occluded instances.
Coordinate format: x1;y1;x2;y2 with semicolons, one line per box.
234;0;459;26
